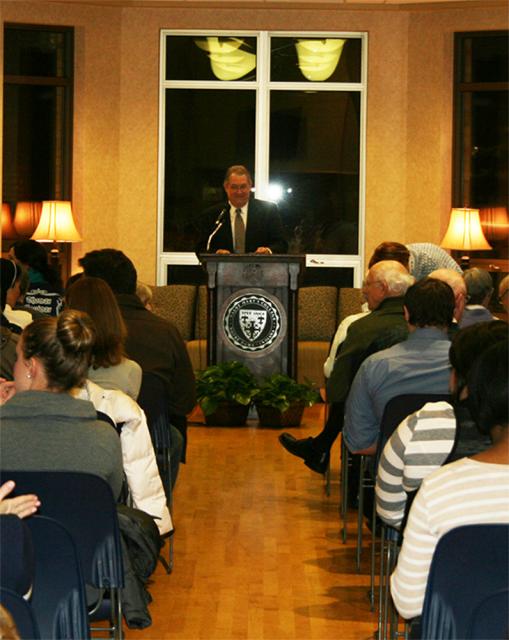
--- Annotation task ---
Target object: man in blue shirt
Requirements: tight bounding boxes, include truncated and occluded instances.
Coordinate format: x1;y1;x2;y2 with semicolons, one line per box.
343;278;455;455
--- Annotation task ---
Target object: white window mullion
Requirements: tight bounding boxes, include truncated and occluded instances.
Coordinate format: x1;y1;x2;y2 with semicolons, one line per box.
254;32;270;200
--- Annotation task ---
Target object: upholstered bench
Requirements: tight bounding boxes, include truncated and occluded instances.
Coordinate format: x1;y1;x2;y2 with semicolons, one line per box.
150;284;363;385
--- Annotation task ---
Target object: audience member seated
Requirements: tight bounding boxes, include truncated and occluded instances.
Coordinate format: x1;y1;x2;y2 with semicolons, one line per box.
324;242;411;378
376;320;507;529
498;274;509;313
460;267;497;328
343;278;455;456
136;281;153;311
427;268;467;325
79;249;196;458
66;276;142;400
406;242;462;280
76;379;173;536
9;240;63;317
2;262;33;333
0;260;20;379
280;261;414;473
0;310;124;499
0;481;39;519
324;242;461;378
390;339;509;621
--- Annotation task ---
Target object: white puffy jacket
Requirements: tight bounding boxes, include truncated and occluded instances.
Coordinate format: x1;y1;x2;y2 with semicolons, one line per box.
77;380;172;535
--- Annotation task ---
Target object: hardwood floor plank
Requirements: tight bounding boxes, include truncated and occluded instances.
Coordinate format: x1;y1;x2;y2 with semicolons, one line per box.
125;405;377;639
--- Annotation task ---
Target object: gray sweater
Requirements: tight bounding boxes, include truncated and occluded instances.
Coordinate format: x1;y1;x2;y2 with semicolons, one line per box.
0;390;124;499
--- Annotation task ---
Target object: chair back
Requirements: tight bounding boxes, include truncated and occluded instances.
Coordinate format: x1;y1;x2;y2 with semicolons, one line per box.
421;524;509;640
27;515;90;640
0;471;124;591
376;393;451;465
466;588;509;639
0;514;34;597
0;587;40;639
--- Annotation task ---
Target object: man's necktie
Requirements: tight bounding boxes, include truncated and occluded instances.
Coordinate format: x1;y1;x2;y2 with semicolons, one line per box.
234;208;245;254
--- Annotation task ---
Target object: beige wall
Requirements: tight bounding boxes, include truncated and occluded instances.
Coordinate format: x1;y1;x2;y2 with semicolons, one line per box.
1;1;507;282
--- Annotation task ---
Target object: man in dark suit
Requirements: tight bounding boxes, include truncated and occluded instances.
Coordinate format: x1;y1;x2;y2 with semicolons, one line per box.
201;165;288;255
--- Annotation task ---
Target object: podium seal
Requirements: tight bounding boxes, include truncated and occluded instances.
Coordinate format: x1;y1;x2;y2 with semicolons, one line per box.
223;290;285;353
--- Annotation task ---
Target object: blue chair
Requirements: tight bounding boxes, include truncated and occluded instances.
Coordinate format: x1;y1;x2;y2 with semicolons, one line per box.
466;588;509;639
26;515;90;640
0;514;34;597
421;524;509;640
0;587;40;639
374;393;450;639
137;371;176;574
0;471;124;640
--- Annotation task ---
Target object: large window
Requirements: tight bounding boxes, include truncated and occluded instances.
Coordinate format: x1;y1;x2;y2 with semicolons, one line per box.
158;31;367;285
453;31;508;260
2;24;73;268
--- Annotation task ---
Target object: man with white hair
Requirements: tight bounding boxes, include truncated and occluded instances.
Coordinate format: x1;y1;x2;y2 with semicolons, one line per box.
460;267;496;328
428;268;467;323
279;261;415;474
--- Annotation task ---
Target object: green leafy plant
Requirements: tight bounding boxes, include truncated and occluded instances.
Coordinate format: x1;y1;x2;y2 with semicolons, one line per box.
254;374;320;414
196;361;259;416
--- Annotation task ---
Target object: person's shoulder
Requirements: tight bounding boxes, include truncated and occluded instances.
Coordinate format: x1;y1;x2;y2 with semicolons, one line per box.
250;198;278;212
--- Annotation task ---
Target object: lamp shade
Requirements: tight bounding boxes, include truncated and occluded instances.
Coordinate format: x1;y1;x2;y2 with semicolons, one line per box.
440;207;492;251
13;201;42;236
31;201;82;243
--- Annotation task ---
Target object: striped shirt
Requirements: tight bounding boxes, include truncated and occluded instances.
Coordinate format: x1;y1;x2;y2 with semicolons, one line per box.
376;401;456;529
391;457;509;620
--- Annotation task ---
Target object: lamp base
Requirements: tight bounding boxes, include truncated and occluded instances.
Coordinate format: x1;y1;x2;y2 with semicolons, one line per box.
460;254;471;270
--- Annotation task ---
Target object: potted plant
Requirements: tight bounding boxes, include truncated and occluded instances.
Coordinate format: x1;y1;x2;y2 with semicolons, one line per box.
196;361;259;426
255;373;320;428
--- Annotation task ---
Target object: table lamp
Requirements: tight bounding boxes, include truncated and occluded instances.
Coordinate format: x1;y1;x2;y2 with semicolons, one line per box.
440;207;492;269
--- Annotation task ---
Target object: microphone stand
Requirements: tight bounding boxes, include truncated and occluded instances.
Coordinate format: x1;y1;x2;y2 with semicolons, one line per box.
206;207;228;252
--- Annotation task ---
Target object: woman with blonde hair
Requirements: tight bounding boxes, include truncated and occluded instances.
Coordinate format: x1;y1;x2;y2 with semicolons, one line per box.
0;310;124;498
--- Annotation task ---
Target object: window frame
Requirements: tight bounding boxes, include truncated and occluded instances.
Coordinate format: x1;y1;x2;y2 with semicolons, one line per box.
157;29;368;286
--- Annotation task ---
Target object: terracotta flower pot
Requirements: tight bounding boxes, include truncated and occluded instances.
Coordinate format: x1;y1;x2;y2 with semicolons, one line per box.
256;402;305;428
204;402;250;427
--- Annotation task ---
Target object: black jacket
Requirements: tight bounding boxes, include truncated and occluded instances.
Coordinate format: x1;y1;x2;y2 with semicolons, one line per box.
200;198;288;254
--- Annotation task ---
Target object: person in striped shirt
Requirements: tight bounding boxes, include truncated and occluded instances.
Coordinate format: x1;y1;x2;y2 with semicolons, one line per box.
376;320;507;529
390;338;509;620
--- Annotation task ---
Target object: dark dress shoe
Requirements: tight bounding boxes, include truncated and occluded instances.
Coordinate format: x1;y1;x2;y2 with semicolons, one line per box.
304;450;329;475
279;433;315;460
279;433;329;475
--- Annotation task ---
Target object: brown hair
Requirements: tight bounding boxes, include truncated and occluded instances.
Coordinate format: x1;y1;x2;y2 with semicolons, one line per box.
65;276;127;368
224;165;252;184
368;242;410;269
21;310;96;391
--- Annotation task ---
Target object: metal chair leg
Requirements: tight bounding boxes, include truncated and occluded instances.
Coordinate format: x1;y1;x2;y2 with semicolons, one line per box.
356;455;366;572
369;495;377;611
340;438;349;544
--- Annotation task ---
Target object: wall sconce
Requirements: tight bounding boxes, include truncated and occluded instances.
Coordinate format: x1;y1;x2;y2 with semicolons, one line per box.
295;39;346;81
440;207;492;269
31;200;82;260
194;37;256;81
1;203;18;241
13;201;42;237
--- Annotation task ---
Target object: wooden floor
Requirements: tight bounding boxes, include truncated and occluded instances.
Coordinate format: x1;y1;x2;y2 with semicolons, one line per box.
125;404;377;640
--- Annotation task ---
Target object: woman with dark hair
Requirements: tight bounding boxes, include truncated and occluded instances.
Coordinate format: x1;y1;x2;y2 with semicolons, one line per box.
0;259;22;378
0;310;124;499
376;320;507;529
9;239;63;317
66;276;142;400
391;338;509;620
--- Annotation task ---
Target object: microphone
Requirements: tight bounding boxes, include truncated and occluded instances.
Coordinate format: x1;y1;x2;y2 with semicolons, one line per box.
215;205;228;226
206;205;229;251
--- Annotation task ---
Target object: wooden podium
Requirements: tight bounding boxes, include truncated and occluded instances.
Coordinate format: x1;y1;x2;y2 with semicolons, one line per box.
199;254;305;379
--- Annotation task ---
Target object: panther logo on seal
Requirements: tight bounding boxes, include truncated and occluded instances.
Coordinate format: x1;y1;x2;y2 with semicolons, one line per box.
223;293;282;352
